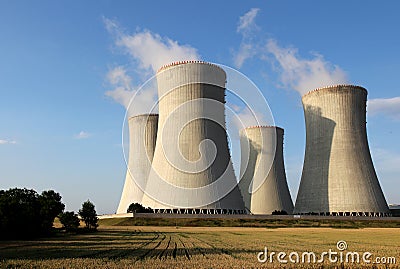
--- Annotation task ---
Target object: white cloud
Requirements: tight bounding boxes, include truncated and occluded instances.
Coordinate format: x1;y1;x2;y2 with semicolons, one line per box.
266;39;349;95
105;85;132;109
104;65;158;116
234;43;257;69
117;31;200;73
104;18;200;115
104;18;200;73
105;66;135;109
237;8;260;34
226;105;270;141
234;8;260;68
233;8;349;94
106;66;131;90
232;108;268;130
0;139;17;145
368;97;400;120
74;131;91;139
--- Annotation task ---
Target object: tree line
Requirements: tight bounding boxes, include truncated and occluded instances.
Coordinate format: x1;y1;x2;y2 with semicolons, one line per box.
0;188;98;239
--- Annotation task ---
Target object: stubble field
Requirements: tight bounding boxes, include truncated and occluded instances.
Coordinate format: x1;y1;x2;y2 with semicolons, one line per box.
1;226;399;268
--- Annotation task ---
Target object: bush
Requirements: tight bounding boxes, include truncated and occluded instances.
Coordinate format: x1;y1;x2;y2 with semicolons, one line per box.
127;203;153;213
271;210;288;215
59;211;80;232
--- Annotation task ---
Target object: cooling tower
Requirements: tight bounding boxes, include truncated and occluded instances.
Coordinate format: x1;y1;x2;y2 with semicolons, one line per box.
294;85;389;216
141;61;245;213
116;114;158;214
239;126;294;214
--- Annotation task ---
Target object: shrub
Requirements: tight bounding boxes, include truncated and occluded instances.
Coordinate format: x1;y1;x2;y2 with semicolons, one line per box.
59;211;80;232
271;210;288;215
127;203;153;213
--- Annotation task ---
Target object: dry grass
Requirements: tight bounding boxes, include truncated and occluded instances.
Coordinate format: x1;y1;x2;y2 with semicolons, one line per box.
1;226;399;268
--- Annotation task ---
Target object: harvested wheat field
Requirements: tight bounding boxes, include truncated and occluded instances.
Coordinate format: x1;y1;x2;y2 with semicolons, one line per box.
1;226;399;268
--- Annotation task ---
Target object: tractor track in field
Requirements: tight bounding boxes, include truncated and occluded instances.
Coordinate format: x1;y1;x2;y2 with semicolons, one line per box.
192;234;237;259
88;231;161;259
76;231;227;261
177;233;207;258
172;242;177;259
148;234;167;259
137;233;194;261
185;238;207;258
177;236;191;260
157;235;171;259
138;233;166;260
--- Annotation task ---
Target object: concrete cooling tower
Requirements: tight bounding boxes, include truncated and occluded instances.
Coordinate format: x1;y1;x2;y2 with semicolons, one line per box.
294;85;389;216
239;126;294;214
117;114;158;214
141;61;245;213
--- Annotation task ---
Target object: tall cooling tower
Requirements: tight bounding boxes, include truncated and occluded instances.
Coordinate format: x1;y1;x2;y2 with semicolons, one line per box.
294;85;389;216
239;126;294;214
141;61;245;213
117;114;158;214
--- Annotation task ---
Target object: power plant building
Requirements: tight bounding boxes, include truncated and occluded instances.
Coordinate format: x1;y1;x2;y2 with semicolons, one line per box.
117;114;158;214
239;126;294;214
141;61;245;213
294;85;390;216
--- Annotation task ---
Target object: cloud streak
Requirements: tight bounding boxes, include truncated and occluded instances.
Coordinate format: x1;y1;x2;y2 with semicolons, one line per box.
237;8;260;34
0;139;17;145
74;131;91;139
233;8;349;95
234;8;260;68
368;97;400;120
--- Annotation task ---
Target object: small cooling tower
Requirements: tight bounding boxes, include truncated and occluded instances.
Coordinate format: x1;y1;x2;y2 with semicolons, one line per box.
294;85;389;216
117;114;158;214
239;126;294;214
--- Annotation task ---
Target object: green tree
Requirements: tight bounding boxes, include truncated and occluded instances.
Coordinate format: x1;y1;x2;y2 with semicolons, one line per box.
0;188;64;239
127;202;153;213
59;211;80;232
0;188;41;239
78;200;98;230
38;190;65;234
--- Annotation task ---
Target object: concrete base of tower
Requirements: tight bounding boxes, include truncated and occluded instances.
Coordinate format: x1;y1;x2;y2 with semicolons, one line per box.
152;208;246;214
294;211;391;217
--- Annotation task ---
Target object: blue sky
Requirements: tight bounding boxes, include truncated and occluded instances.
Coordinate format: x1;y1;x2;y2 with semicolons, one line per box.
1;1;399;214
